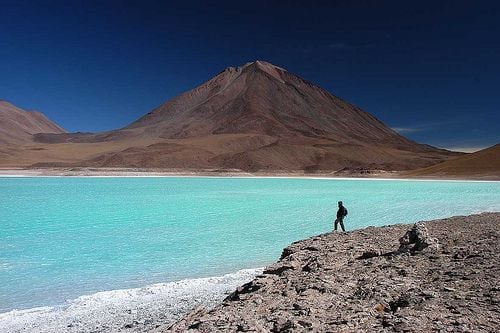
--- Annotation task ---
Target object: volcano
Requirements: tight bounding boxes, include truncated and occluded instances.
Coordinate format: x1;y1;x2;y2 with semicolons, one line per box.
8;61;458;171
125;61;410;142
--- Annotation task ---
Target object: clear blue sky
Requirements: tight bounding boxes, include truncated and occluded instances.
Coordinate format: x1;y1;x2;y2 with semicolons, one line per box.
1;0;499;151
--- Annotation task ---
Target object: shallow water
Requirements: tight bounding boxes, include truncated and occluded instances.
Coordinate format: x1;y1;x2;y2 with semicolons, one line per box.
1;177;499;313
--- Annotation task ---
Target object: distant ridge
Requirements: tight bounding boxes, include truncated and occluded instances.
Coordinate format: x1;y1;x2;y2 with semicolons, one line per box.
406;144;500;179
0;100;65;145
5;61;459;171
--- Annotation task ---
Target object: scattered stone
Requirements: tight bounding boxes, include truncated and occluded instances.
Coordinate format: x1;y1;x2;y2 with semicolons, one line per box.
225;281;261;301
398;223;439;253
389;295;410;313
163;213;500;332
264;263;297;276
271;319;294;332
357;249;381;259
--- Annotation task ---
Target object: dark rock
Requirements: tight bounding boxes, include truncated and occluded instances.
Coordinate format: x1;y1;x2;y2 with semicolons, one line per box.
357;250;381;259
301;259;321;272
272;319;294;332
398;223;439;253
280;247;295;259
225;281;261;301
236;323;251;332
264;260;299;275
389;295;410;313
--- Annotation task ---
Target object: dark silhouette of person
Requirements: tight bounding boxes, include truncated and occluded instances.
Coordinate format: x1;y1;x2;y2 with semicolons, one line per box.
334;201;348;232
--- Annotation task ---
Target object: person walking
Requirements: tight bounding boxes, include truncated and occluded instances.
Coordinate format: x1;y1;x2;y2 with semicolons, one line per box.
334;201;348;232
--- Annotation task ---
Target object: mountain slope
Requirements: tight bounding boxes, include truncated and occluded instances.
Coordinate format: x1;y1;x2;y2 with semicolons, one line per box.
0;100;65;145
123;61;419;145
405;144;500;179
12;61;459;171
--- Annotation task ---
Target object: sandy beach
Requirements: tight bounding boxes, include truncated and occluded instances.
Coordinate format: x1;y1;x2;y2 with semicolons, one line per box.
0;167;396;178
1;167;499;181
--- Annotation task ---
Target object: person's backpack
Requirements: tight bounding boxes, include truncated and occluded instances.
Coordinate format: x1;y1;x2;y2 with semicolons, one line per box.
344;208;348;217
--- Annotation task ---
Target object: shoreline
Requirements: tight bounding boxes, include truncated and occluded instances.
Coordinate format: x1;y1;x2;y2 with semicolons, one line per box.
164;212;500;332
1;213;499;332
0;268;263;333
1;167;499;181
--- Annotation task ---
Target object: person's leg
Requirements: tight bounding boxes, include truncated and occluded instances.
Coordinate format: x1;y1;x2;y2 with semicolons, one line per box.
334;218;338;231
340;218;345;232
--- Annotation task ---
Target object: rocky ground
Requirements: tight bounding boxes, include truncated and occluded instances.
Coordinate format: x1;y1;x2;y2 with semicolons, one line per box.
160;213;500;332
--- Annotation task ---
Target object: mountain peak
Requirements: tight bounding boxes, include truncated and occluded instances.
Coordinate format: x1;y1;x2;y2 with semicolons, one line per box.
125;60;414;144
243;60;285;69
222;60;286;75
239;60;287;83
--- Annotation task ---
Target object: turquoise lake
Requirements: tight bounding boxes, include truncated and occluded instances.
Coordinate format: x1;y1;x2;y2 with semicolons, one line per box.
1;177;499;312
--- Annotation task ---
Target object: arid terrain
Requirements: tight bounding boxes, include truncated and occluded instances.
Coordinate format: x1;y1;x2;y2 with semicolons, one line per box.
162;213;500;333
0;61;461;173
406;144;500;179
0;100;65;145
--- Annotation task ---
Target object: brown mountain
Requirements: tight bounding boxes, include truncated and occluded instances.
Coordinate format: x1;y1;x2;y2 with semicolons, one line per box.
125;61;410;141
405;144;500;179
0;100;65;145
4;61;459;171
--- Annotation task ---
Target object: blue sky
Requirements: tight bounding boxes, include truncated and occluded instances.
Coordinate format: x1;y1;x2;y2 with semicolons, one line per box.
1;0;499;151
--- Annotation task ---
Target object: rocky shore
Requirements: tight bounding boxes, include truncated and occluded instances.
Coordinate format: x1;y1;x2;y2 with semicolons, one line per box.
160;213;500;332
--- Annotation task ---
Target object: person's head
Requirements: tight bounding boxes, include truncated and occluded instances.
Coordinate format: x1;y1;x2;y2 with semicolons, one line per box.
338;201;343;207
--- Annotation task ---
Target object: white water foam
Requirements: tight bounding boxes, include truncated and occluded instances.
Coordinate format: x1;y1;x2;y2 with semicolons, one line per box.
0;268;263;333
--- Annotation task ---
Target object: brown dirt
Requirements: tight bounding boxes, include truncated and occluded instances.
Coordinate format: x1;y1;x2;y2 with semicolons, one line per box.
0;100;65;145
405;144;500;179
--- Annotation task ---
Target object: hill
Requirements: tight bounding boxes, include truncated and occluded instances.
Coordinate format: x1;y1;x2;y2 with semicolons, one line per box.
0;100;65;145
405;144;500;179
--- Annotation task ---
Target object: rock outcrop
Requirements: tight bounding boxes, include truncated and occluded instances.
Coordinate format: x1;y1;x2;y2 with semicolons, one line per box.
161;213;500;332
397;222;440;253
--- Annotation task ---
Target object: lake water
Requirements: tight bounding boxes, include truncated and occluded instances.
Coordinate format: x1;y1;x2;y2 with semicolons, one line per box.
1;177;499;316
